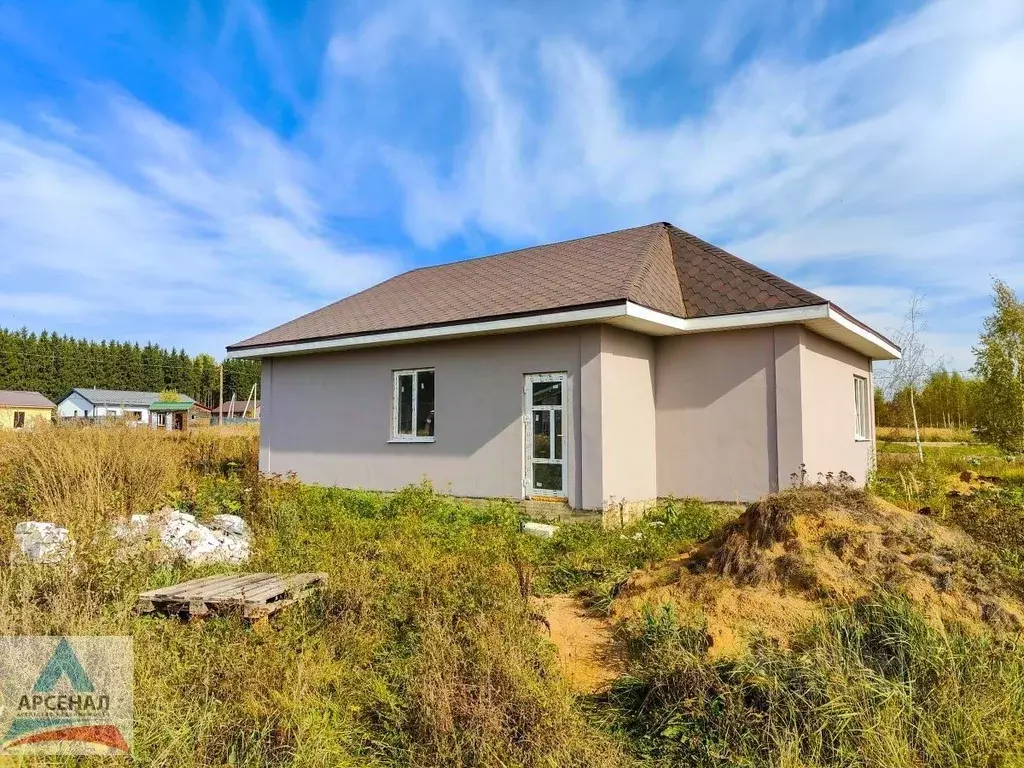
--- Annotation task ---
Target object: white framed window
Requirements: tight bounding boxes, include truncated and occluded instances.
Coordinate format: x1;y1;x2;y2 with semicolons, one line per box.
391;368;435;442
854;375;870;441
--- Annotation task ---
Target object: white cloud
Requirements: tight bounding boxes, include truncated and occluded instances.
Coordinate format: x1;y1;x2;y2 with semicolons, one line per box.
351;0;1023;370
0;95;399;354
1;0;1021;372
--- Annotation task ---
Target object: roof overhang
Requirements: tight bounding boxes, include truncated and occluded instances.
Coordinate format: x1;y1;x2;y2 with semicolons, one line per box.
227;301;900;361
149;401;195;412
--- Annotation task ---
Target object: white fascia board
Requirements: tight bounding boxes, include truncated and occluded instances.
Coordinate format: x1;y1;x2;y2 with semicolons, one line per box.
226;303;629;359
229;298;900;361
826;306;901;360
622;301;899;360
623;302;830;331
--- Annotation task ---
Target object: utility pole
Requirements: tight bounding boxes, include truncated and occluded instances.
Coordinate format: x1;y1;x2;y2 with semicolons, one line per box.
219;364;224;427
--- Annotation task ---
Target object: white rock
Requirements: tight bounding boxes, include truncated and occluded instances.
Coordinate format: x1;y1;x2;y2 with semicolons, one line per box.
112;514;151;541
155;512;250;565
208;514;249;537
522;521;559;539
167;510;196;524
14;522;70;564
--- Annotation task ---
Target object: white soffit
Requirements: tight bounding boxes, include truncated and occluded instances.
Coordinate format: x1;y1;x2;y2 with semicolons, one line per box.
228;301;900;361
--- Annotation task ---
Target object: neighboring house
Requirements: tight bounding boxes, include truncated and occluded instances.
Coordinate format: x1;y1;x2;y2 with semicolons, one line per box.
0;390;55;429
150;400;210;431
227;222;900;509
56;389;195;427
211;399;261;420
189;403;213;428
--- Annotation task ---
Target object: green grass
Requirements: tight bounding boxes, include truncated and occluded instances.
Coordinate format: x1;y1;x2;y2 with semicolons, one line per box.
527;498;739;612
4;426;1024;766
602;595;1024;767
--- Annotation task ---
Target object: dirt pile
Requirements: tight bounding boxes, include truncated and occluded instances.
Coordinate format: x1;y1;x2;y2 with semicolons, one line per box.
612;486;1024;657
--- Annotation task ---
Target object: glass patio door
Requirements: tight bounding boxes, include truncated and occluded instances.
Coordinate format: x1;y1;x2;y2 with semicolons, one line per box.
524;373;567;498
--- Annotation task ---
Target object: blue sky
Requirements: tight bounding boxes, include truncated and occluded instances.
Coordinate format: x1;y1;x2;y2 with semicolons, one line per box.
0;0;1021;370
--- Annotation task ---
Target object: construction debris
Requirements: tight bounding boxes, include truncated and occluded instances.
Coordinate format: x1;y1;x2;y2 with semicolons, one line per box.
115;508;252;564
138;572;326;621
522;521;559;539
13;522;70;564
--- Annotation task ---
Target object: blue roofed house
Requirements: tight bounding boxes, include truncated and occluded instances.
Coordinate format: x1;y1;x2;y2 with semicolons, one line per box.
55;388;196;429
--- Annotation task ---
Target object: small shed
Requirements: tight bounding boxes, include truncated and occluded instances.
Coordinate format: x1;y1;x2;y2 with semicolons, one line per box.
149;401;195;431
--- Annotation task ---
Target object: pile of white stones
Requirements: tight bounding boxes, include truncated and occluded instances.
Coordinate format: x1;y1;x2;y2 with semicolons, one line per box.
13;522;70;564
116;507;251;564
13;508;251;565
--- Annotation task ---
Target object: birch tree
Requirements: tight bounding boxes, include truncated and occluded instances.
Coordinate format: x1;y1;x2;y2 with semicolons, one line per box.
877;294;940;462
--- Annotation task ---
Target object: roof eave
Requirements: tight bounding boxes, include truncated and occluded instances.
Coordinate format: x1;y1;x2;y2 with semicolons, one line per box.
227;300;899;361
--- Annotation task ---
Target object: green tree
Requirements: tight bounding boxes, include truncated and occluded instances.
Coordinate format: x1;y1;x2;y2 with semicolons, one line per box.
973;279;1024;451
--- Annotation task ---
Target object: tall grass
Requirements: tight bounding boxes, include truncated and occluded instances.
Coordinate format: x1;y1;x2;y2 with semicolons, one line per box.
606;595;1024;767
876;426;975;443
0;425;623;767
3;425;1023;766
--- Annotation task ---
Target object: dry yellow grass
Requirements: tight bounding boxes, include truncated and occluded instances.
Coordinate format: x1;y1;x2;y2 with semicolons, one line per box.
0;424;621;767
876;425;974;443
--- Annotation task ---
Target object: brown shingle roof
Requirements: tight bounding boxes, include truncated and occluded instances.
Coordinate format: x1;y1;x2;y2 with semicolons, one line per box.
230;222;827;350
0;390;56;408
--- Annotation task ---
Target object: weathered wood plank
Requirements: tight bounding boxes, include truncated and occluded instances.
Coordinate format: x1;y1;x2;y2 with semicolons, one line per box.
139;574;230;600
137;572;326;622
238;573;323;603
201;575;281;603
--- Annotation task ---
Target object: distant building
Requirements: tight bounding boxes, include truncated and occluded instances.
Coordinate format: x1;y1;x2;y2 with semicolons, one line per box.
0;390;56;429
56;388;195;427
149;400;211;431
211;399;260;422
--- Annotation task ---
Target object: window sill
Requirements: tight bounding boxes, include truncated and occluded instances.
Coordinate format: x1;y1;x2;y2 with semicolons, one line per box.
855;438;871;443
388;437;435;444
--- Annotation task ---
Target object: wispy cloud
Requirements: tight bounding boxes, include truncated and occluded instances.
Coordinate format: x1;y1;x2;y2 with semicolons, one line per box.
0;93;398;351
0;0;1020;368
325;0;1022;368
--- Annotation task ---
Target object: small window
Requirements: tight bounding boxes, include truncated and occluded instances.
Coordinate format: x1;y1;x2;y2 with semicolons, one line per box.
854;375;869;440
13;411;25;429
392;369;435;441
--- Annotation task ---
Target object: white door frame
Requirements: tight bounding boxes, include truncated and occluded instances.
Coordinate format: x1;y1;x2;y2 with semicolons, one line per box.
523;372;569;499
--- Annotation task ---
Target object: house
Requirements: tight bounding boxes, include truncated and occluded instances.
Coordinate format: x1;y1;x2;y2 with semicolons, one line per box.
189;403;213;428
227;222;900;510
149;400;210;431
0;390;55;429
56;389;195;427
211;399;261;421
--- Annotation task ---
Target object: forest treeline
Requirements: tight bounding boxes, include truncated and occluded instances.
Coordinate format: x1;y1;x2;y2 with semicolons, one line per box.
0;327;259;407
875;370;981;429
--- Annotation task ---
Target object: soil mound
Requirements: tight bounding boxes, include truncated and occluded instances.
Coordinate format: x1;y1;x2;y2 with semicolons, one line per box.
612;487;1024;657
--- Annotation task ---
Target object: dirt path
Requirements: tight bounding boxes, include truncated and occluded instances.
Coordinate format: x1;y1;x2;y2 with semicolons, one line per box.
533;595;624;694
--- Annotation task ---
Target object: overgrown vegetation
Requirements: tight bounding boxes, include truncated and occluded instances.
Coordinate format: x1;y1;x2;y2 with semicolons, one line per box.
605;595;1024;767
973;278;1024;452
2;425;1024;766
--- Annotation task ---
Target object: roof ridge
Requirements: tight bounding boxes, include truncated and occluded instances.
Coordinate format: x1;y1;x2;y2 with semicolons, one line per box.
232;223;665;348
623;223;687;315
668;225;825;306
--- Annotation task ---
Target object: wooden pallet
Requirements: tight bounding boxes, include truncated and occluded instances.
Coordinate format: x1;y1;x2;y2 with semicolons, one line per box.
137;572;327;621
